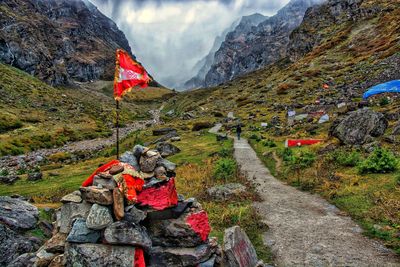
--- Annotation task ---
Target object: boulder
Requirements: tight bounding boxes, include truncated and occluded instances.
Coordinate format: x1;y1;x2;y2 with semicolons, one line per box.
27;172;43;181
7;252;37;267
192;122;213;131
104;221;152;249
0;196;39;231
0;175;19;184
206;183;247;201
0;224;41;266
148;242;217;267
60;190;82;203
124;205;147;224
93;175;117;190
223;226;258;267
330;109;388;145
153;128;177;136
64;243;137;267
44;232;67;253
59;201;91;234
120;151;140;171
66;218;101;243
156;142;181;157
79;186;113;205
86;204;113;230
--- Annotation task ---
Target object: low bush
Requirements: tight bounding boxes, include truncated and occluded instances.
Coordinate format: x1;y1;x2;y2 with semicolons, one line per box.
262;139;277;148
358;148;398;174
293;151;316;169
334;150;361;167
279;148;295;162
213;158;237;181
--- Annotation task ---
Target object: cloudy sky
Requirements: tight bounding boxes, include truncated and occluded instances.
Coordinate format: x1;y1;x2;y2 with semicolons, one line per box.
91;0;290;88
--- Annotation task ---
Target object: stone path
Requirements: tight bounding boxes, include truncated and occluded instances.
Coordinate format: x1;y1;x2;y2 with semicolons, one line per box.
210;124;400;267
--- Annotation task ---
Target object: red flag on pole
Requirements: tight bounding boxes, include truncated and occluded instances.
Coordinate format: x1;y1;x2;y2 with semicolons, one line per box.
113;49;151;101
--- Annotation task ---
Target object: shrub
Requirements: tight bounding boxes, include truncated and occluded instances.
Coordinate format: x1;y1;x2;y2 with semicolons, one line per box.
334;150;361;167
213;158;236;181
218;147;232;158
379;97;389;106
279;148;295;162
358;148;398;174
249;134;261;142
262;139;277;148
293;151;316;169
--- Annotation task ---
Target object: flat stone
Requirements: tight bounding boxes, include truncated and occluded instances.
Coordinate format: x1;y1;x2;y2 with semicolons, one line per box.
104;221;152;249
109;165;124;175
44;232;66;254
66;218;101;243
223;226;259;267
80;186;113;205
148;242;216;267
113;188;124;221
64;243;137;267
59;201;91;234
0;196;39;231
97;172;113;179
86;204;113;230
93;175;117;190
124;205;147;224
60;190;82;203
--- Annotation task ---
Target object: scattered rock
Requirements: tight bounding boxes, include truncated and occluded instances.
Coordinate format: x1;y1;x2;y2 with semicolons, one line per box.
330;109;388;145
0;175;19;184
60;190;82;204
0;196;39;231
104;221;152;249
66;218;101;243
59;201;91;234
206;183;247;201
64;243;137;266
124;205;147;224
86;204;113;230
79;186;113;205
223;226;259;267
156;142;181;157
153;128;177;136
170;136;181;142
93;175;117;190
27;172;43;181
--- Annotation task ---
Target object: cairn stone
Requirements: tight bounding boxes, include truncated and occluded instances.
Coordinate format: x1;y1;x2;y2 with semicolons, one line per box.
44;233;67;254
86;204;113;230
109;165;124;175
113;188;124;221
79;186;113;205
66;218;101;243
140;150;161;172
59;201;91;234
93;175;117;190
60;191;82;203
104;221;152;249
120;151;140;171
124;205;147;224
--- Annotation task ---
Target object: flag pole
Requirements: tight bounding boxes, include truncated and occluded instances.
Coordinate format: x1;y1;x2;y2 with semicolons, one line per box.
116;99;120;160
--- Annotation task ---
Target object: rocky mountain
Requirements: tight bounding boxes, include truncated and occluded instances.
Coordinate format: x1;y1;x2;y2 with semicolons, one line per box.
0;0;136;86
183;14;265;90
204;0;324;87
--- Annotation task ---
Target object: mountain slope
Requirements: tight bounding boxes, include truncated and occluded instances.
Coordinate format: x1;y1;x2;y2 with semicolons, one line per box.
204;0;324;87
0;0;135;85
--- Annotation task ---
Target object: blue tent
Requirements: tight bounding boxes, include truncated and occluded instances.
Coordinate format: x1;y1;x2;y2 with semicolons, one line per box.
363;80;400;99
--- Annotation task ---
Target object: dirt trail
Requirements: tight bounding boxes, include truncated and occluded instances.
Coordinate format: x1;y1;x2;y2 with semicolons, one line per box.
210;124;400;266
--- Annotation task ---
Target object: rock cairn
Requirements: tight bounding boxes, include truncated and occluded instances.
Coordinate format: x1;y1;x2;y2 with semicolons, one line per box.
30;145;219;267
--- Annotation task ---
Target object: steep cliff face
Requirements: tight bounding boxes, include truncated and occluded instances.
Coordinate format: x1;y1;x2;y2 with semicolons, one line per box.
0;0;133;85
204;0;324;87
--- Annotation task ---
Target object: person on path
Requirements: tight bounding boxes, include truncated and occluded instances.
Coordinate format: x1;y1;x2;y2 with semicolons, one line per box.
236;124;242;140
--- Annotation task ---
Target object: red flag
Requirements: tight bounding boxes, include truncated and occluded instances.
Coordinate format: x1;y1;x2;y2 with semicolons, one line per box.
113;49;150;101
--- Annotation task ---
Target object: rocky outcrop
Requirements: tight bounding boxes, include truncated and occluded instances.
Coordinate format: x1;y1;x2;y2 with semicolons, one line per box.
330;108;388;145
204;0;323;87
0;0;135;85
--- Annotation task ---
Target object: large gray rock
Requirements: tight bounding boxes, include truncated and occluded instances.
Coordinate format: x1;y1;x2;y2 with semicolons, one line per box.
60;190;82;203
64;243;137;267
156;142;181;157
206;183;247;201
59;201;91;234
104;221;152;249
331;109;388;145
86;204;113;230
148;241;217;267
120;151;140;171
7;252;37;267
66;218;101;243
35;246;56;267
79;186;113;205
0;196;39;231
0;224;41;266
223;226;259;267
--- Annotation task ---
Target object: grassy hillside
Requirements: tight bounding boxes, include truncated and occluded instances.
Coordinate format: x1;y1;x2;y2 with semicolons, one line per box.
0;63;172;156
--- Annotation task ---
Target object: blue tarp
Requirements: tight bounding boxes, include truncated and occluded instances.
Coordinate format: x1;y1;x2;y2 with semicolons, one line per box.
363;80;400;99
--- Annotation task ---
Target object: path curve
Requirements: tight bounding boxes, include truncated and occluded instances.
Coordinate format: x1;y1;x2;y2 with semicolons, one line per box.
210;124;400;266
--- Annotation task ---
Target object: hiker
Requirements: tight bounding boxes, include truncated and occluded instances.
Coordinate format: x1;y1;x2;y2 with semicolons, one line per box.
236;124;242;140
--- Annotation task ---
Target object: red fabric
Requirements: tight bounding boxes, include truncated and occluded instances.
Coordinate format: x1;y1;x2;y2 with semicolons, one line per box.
286;139;323;147
136;178;178;210
186;211;211;241
123;174;145;202
114;49;150;100
82;160;120;187
134;248;146;267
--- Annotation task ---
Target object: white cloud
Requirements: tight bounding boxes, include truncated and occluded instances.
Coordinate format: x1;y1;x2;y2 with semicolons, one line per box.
91;0;290;88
